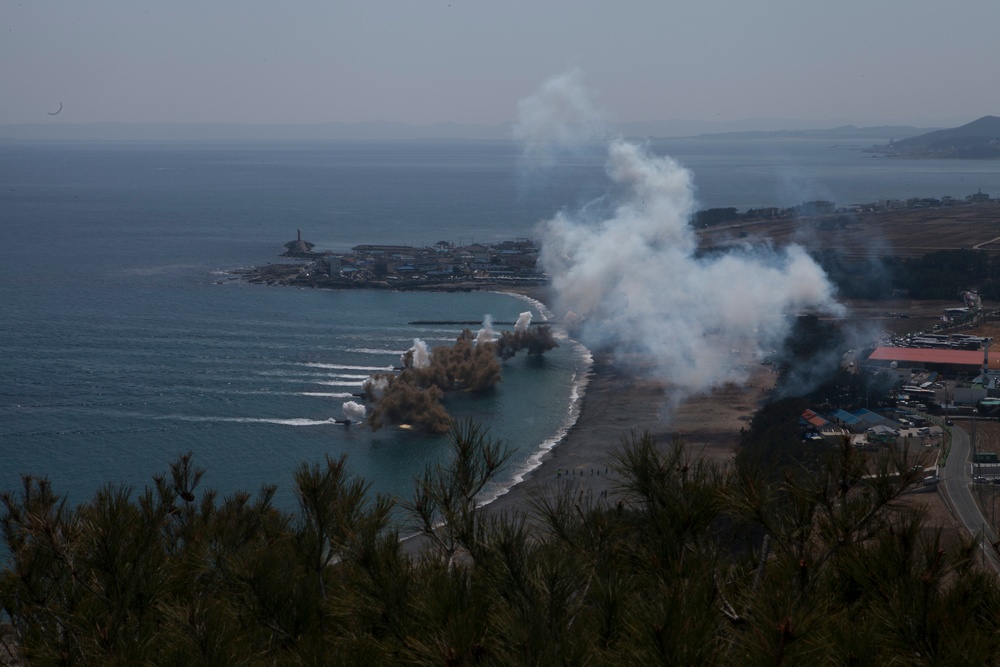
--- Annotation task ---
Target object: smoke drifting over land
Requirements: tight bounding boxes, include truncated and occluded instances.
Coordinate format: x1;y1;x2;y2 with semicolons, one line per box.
523;72;845;405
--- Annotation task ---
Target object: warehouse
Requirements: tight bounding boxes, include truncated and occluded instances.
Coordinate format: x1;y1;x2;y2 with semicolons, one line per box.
863;346;1000;377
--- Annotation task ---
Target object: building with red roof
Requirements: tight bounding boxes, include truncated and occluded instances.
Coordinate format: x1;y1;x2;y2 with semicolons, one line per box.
865;346;1000;375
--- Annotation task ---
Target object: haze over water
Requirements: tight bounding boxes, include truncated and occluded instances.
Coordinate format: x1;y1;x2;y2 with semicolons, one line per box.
3;137;1000;509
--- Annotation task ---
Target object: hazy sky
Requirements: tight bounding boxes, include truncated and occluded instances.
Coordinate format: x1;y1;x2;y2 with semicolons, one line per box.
3;1;998;128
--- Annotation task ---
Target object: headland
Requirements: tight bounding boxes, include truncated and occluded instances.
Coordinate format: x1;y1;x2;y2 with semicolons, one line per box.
234;236;547;292
238;194;1000;292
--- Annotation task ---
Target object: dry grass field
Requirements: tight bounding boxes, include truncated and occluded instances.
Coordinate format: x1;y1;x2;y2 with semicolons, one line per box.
699;201;1000;259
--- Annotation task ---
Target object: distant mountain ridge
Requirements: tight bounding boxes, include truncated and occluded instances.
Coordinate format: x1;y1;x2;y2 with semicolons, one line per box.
869;116;1000;158
679;125;932;142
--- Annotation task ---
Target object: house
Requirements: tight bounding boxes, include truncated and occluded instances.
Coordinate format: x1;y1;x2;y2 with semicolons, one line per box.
853;408;900;430
830;408;863;432
866;424;899;443
801;409;850;443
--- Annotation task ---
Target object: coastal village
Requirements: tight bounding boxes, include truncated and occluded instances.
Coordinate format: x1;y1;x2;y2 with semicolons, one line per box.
241;188;998;289
238;230;546;288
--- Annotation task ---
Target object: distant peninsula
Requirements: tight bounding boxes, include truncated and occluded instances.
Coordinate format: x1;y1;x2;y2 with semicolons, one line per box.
235;235;547;291
868;115;1000;158
236;185;1000;293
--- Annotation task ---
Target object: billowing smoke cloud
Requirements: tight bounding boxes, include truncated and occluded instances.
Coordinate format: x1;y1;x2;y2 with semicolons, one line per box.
362;376;388;401
524;72;845;404
476;315;495;347
367;378;451;434
514;311;532;333
341;400;366;424
401;338;431;369
495;324;559;361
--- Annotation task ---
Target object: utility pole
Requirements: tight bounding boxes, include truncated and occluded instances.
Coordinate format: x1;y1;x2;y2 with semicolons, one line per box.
972;408;979;480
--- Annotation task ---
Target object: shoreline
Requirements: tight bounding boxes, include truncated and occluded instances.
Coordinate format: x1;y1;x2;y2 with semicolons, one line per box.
475;289;593;508
482;349;675;516
481;283;778;516
230;272;742;517
481;286;682;515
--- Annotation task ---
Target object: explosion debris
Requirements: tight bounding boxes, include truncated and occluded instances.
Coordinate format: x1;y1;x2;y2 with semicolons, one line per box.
400;338;431;369
365;380;451;433
495;312;559;360
358;315;557;433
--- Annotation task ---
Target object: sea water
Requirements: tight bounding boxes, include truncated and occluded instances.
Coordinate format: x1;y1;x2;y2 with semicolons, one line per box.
0;140;598;510
2;138;1000;511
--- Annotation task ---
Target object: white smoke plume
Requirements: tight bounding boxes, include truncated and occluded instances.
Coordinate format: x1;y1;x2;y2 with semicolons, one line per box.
342;400;366;424
476;314;495;346
514;311;533;333
512;68;607;168
525;72;845;403
402;338;431;369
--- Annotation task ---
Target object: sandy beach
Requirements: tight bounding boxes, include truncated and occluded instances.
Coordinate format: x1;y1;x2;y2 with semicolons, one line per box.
484;349;777;518
483;286;776;518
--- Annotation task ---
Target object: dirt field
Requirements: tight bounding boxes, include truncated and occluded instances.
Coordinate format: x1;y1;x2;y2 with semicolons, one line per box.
700;201;1000;260
665;364;773;464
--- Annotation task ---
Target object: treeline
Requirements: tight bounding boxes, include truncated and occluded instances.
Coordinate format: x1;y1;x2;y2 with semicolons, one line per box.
694;204;1000;302
818;248;1000;301
896;249;1000;300
693;201;837;229
3;420;999;665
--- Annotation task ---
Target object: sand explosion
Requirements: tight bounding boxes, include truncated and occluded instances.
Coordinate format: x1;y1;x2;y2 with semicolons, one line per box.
356;314;558;433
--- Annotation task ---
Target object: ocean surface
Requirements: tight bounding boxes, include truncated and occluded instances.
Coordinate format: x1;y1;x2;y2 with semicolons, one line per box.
3;137;1000;512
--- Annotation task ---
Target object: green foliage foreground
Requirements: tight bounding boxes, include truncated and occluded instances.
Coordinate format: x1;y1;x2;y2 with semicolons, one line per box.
3;422;1000;666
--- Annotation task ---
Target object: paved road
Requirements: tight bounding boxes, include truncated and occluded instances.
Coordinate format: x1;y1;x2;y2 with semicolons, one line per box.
940;424;1000;571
